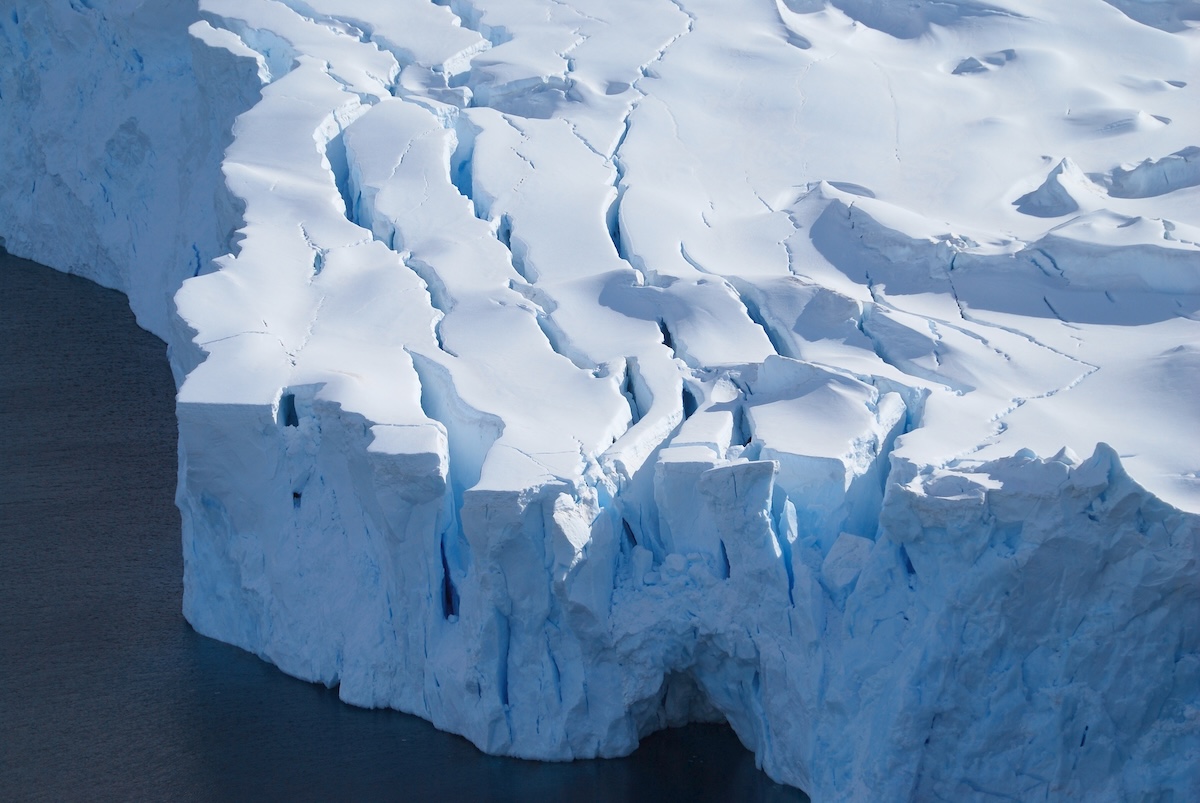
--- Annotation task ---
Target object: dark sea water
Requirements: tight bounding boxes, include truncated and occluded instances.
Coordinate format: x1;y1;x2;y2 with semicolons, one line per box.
0;252;808;802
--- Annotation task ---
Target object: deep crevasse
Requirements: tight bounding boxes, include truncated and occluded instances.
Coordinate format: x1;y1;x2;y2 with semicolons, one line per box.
2;1;1198;799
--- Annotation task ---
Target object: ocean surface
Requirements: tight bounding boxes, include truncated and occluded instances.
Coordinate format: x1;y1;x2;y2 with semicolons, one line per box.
0;251;807;802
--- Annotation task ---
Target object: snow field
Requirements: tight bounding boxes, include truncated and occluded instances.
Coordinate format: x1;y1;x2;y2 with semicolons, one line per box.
2;0;1198;799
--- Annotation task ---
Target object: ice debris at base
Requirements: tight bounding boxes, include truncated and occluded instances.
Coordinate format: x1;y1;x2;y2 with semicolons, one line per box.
2;0;1199;799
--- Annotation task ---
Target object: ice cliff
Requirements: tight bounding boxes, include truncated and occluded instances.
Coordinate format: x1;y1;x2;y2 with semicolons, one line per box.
2;0;1198;799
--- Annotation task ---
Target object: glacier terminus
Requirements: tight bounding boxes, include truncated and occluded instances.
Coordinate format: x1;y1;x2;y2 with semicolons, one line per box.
1;0;1198;799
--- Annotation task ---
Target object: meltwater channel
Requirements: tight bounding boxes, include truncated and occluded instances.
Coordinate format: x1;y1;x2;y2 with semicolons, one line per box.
0;250;807;802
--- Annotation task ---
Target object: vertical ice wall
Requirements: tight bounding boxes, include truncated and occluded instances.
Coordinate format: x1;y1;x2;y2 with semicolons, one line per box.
3;1;1198;800
0;0;261;340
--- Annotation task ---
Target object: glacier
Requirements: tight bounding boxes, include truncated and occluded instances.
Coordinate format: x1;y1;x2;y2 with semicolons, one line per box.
2;0;1198;798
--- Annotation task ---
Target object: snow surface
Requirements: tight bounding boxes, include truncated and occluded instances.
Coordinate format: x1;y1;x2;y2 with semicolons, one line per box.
2;0;1199;799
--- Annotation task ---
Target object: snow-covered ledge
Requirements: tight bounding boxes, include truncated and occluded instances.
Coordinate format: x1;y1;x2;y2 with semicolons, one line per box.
3;1;1198;799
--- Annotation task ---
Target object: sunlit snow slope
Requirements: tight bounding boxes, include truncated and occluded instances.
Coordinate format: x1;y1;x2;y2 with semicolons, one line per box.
2;0;1198;799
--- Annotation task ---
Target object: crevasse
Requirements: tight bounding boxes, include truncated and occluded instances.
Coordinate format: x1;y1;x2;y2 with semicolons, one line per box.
2;1;1197;800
